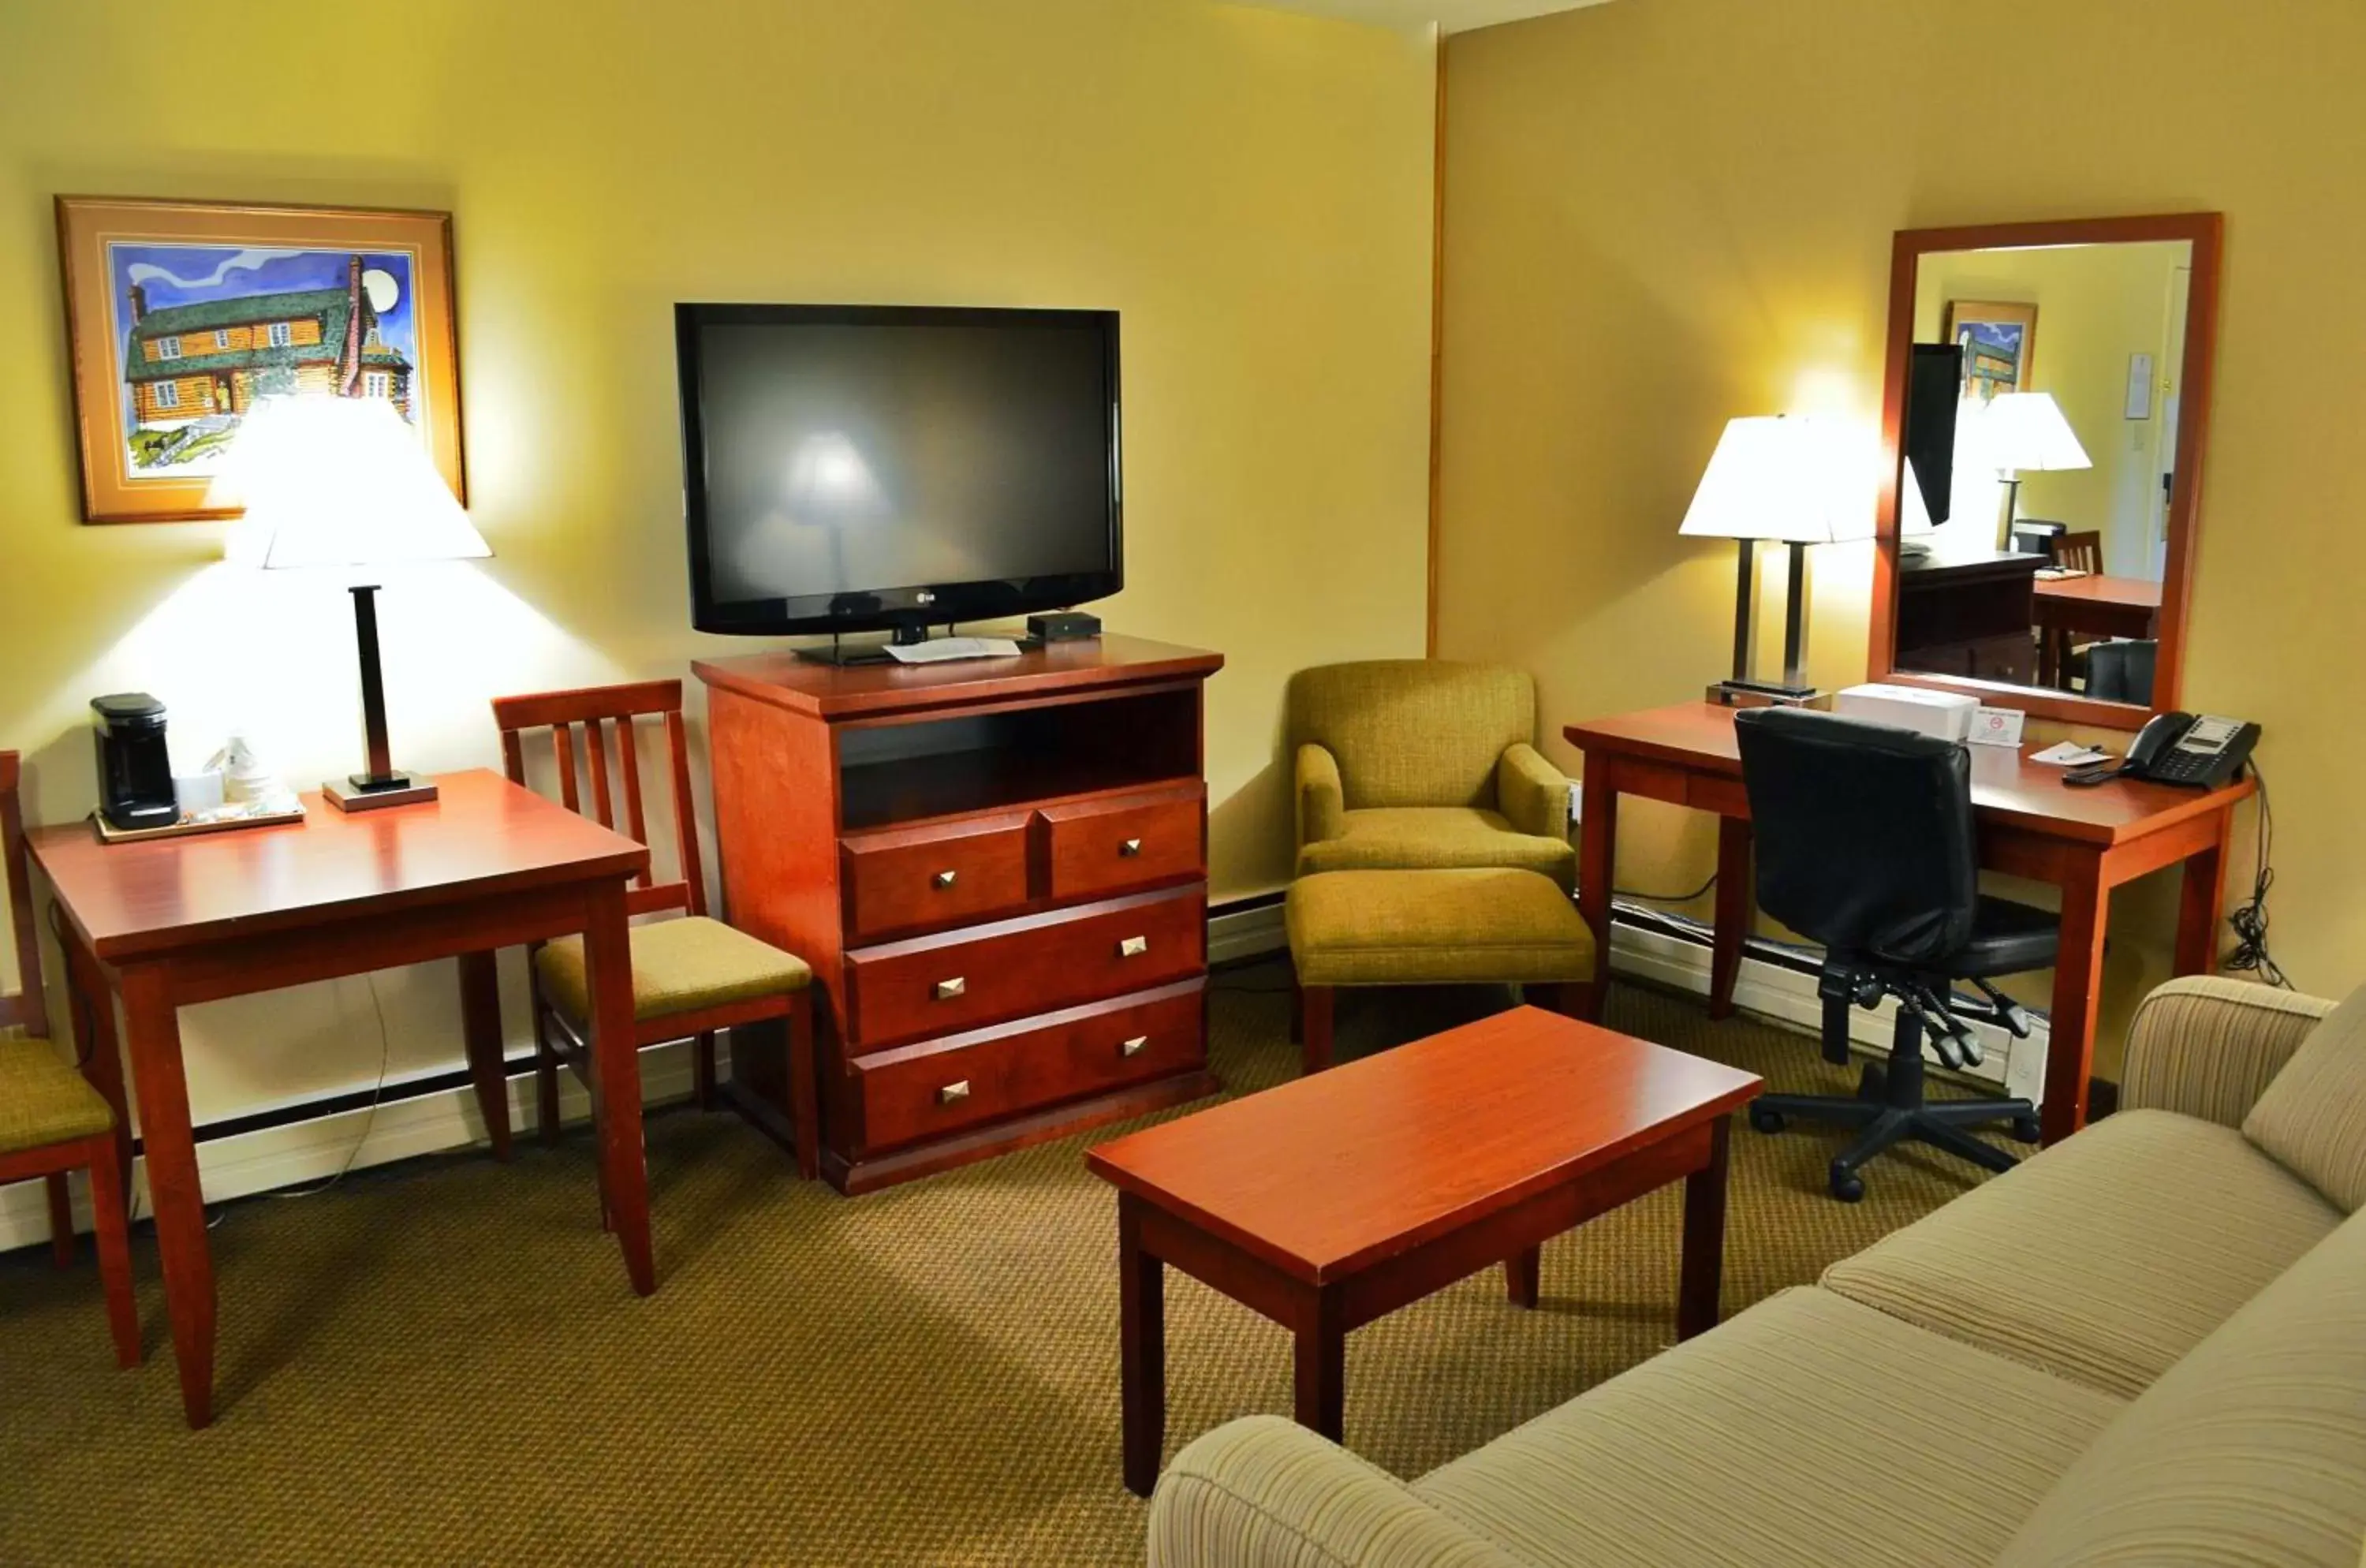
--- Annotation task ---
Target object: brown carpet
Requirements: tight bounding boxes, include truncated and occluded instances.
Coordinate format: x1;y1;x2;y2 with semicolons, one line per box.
0;972;2009;1566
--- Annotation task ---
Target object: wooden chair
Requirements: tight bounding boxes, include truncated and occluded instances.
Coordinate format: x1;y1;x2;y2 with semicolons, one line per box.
492;681;820;1179
2048;530;2103;575
0;751;139;1366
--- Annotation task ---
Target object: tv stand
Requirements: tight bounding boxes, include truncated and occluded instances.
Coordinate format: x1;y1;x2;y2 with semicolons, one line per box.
694;635;1226;1193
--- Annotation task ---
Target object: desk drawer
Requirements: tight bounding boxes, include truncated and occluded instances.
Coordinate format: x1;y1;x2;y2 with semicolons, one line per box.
844;885;1204;1049
1036;786;1204;902
842;813;1032;942
849;980;1204;1152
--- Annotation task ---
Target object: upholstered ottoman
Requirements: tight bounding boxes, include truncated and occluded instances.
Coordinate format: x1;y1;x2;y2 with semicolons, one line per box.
1284;868;1597;1073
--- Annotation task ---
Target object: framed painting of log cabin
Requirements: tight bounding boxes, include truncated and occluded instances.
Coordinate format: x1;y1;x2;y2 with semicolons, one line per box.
55;197;465;523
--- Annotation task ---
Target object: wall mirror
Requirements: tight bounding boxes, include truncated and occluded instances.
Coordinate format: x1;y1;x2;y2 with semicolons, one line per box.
1868;213;2223;726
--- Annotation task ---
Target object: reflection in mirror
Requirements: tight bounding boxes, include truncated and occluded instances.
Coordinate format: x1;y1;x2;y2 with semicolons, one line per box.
1892;240;2192;707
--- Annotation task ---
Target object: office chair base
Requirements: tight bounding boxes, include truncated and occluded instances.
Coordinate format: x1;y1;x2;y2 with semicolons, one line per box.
1749;1092;2038;1201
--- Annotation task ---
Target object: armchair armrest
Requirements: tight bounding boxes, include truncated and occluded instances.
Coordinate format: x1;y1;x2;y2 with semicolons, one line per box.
1149;1417;1525;1568
1297;744;1345;852
2121;976;2336;1128
1495;744;1571;842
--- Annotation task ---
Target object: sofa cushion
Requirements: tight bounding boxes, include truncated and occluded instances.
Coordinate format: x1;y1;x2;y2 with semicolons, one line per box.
2245;984;2366;1212
1410;1286;2121;1568
1297;807;1576;887
1821;1109;2340;1398
1997;1210;2366;1567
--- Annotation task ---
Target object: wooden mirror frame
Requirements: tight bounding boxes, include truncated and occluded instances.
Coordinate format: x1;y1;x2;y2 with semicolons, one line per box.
1867;211;2224;729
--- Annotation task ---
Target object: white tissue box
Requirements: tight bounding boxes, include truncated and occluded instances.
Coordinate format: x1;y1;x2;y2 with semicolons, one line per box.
1832;683;1979;744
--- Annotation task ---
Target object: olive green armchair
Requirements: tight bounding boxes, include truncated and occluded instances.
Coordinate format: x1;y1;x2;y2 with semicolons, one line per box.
1287;660;1575;889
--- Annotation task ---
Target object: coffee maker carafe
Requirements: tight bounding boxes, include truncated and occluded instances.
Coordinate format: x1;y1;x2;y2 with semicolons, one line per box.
91;693;177;832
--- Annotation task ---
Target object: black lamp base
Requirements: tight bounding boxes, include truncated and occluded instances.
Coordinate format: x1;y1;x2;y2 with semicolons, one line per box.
323;773;438;813
1707;679;1820;708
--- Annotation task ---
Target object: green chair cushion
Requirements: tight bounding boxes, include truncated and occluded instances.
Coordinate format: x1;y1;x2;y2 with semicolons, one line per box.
1297;806;1576;888
0;1035;114;1155
1286;868;1595;987
536;916;812;1027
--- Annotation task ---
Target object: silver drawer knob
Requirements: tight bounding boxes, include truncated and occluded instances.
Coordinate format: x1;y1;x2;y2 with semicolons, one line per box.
933;869;958;889
939;1080;971;1104
1119;838;1143;857
1118;935;1148;958
1120;1035;1148;1058
934;976;967;1000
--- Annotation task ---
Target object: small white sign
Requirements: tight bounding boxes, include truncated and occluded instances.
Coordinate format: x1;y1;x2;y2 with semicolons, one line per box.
2126;353;2155;420
1969;707;2027;749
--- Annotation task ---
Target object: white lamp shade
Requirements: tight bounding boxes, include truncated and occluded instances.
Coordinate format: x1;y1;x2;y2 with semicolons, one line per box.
1678;415;1870;545
1962;391;2090;476
217;397;489;569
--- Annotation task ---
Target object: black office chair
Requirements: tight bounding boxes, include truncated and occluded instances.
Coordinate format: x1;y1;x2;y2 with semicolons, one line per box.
2085;638;2157;705
1733;707;2049;1201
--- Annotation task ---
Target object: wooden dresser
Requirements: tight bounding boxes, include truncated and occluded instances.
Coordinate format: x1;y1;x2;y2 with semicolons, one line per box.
1895;548;2042;685
693;637;1224;1193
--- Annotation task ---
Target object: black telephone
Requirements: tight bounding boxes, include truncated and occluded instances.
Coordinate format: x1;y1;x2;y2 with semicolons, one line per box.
2065;711;2260;789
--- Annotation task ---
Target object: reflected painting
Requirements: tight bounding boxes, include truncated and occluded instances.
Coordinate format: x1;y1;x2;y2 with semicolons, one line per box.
1943;300;2037;402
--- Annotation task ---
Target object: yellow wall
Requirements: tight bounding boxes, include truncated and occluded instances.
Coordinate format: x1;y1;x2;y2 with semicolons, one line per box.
0;0;1435;1123
1440;0;2366;1073
1913;242;2186;577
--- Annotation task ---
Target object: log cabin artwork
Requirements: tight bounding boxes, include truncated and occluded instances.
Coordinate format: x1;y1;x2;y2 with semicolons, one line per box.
57;198;465;523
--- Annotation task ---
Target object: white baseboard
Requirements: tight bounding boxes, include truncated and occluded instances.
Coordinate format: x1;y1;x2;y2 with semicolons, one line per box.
1608;922;2050;1104
2;905;2043;1256
1207;898;1286;965
0;1040;700;1256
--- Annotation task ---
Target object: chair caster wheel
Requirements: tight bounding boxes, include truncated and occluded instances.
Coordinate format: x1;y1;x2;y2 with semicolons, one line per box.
1857;1064;1886;1101
2013;1115;2042;1144
1829;1167;1865;1203
1748;1103;1785;1134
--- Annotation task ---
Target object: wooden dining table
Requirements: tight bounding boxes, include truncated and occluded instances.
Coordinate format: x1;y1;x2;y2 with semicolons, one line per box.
2033;573;2162;689
29;769;654;1428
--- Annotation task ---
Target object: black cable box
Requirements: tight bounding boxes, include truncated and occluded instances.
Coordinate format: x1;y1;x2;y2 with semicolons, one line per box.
1027;611;1102;642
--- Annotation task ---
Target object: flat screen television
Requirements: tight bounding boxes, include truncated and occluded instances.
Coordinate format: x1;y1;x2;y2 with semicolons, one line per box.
675;304;1122;642
1902;342;1962;527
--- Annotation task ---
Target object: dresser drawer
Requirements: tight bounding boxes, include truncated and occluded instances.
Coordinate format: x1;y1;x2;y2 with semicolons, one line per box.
841;812;1032;942
844;884;1205;1049
1036;785;1205;902
849;980;1205;1152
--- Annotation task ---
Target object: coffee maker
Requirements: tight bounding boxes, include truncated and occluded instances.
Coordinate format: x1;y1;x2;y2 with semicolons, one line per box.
91;693;178;832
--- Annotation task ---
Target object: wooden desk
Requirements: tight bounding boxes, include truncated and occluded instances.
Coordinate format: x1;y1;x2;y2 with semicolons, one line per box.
1087;1006;1759;1495
2033;575;2163;689
30;770;651;1428
1562;703;2252;1147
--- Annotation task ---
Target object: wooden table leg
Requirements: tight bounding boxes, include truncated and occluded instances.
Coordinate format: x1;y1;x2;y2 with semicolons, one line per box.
457;950;510;1162
581;880;655;1295
119;961;216;1428
60;917;132;1197
1504;1245;1540;1309
1709;816;1752;1021
1300;984;1334;1074
1119;1196;1166;1498
1677;1116;1730;1341
1575;760;1618;1023
2174;806;2233;976
1293;1287;1346;1442
2041;864;2109;1147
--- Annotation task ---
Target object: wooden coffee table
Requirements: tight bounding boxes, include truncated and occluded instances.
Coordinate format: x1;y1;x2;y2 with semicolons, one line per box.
1087;1005;1763;1495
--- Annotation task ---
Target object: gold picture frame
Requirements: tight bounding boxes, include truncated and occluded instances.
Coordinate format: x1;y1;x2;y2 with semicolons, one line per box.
56;196;465;524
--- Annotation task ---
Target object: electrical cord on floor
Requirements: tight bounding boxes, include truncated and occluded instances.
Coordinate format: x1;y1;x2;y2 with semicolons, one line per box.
1614;872;1718;904
267;973;395;1201
2222;762;2288;988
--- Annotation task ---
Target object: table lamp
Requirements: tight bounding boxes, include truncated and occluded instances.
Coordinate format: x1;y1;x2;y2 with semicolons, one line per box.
1964;391;2089;550
219;396;491;812
1680;414;1864;704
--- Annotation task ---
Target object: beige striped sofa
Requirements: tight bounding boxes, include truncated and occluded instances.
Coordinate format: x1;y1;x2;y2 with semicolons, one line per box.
1147;976;2366;1567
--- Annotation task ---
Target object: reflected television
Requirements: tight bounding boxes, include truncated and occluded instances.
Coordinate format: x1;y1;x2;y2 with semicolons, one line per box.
674;304;1122;644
